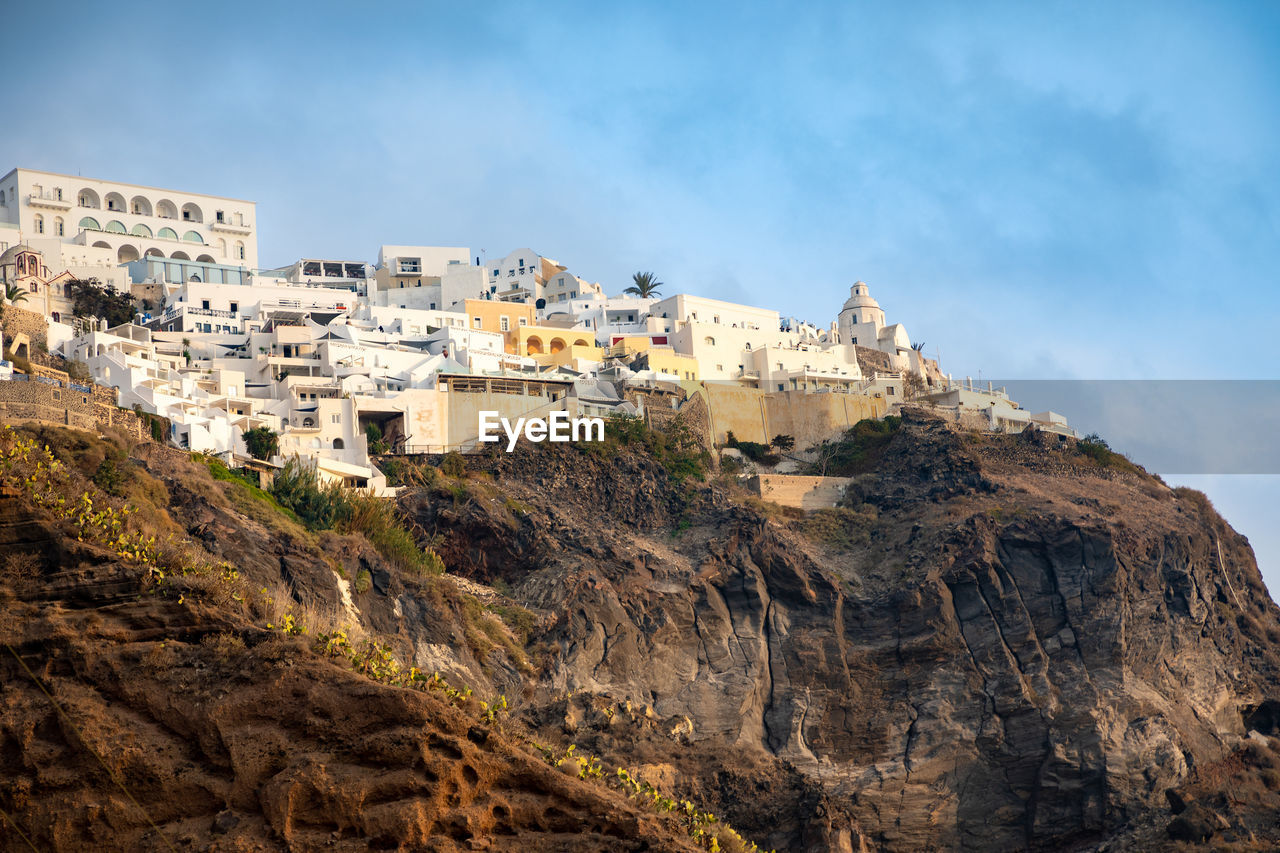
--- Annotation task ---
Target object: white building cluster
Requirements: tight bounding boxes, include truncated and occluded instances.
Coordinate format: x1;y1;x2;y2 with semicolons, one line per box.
0;166;1071;491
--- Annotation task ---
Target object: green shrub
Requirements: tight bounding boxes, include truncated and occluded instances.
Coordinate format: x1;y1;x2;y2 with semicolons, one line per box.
582;415;710;484
64;359;91;384
92;451;126;496
365;422;389;455
804;416;901;476
243;426;279;460
377;457;439;488
271;457;342;529
354;569;372;594
800;505;878;550
1075;432;1140;473
734;440;772;462
440;451;466;478
269;457;445;576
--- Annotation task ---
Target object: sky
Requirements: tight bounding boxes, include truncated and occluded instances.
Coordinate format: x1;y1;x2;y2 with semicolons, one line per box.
6;1;1279;591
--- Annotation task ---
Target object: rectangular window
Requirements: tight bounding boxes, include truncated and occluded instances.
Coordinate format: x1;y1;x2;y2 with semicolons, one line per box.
202;300;210;310
518;317;527;326
332;414;340;424
473;316;482;328
500;316;509;332
216;211;224;222
229;302;238;313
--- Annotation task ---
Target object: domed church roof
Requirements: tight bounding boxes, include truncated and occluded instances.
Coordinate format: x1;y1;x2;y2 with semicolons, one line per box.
841;281;882;313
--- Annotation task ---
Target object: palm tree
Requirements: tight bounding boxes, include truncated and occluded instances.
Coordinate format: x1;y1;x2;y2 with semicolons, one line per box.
624;271;663;298
4;283;29;305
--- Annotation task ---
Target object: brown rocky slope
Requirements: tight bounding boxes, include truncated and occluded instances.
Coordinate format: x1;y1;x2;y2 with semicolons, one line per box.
2;409;1279;851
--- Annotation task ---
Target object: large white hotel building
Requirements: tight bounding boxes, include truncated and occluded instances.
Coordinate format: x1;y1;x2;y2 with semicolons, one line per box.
0;167;258;270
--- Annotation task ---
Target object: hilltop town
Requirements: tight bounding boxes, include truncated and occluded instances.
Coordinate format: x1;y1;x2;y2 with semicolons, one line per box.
6;167;1280;853
0;167;1072;491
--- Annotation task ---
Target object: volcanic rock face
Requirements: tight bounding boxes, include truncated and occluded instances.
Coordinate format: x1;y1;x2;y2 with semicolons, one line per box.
411;412;1280;851
2;412;1279;851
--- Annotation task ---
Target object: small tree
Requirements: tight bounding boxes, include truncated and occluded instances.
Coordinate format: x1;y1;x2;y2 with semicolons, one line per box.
770;434;795;453
365;422;389;455
243;426;279;460
440;451;466;478
4;283;29;305
624;271;663;299
904;372;927;401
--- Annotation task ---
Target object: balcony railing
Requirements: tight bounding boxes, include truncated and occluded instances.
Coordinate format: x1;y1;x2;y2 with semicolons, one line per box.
209;219;253;234
27;192;72;210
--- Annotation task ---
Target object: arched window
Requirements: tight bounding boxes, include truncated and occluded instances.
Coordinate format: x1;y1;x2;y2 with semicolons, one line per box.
104;192;126;212
33;214;43;234
182;230;204;244
130;196;152;216
130;223;152;237
157;227;178;240
55;217;64;236
180;203;202;223
77;188;100;208
79;216;100;231
235;241;245;260
104;220;127;233
704;336;716;346
333;438;345;450
155;199;178;219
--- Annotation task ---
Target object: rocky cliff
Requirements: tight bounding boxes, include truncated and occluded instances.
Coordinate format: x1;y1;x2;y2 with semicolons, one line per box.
2;411;1279;852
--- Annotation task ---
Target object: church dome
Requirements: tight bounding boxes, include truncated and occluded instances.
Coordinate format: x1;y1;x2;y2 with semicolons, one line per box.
841;281;881;313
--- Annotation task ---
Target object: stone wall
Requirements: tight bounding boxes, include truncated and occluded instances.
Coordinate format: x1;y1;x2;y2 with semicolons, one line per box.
694;383;886;449
749;473;852;509
0;376;145;440
854;345;894;376
1;305;49;353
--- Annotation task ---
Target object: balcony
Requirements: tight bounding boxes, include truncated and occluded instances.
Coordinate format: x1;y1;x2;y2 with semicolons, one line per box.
209;219;253;235
27;192;72;211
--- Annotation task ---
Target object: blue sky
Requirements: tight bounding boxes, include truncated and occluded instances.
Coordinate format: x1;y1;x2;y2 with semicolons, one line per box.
7;2;1279;589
